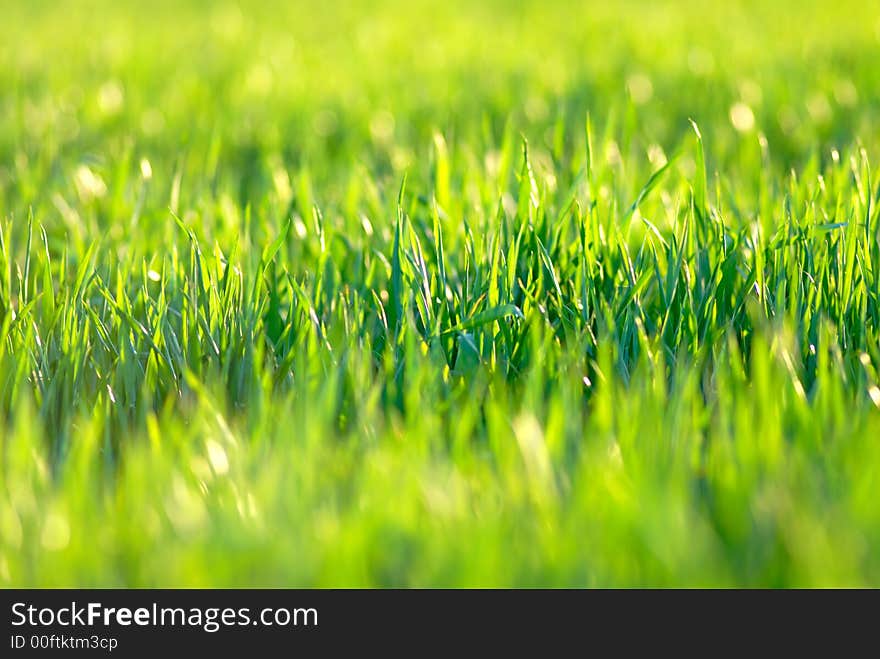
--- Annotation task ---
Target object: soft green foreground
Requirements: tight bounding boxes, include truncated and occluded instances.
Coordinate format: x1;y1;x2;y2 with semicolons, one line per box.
2;0;880;586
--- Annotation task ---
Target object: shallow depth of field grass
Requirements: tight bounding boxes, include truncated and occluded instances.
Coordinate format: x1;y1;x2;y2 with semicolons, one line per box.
2;0;880;586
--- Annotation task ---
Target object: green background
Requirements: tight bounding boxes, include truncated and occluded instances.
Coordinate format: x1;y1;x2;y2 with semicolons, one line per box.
1;0;880;586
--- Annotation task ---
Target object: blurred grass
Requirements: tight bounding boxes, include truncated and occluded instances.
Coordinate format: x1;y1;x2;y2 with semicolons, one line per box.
1;0;880;586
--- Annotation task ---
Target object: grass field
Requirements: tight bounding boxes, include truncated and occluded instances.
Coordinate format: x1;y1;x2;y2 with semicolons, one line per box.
2;0;880;586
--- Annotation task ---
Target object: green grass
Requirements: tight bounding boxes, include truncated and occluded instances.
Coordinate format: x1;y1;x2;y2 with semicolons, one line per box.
2;0;880;586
